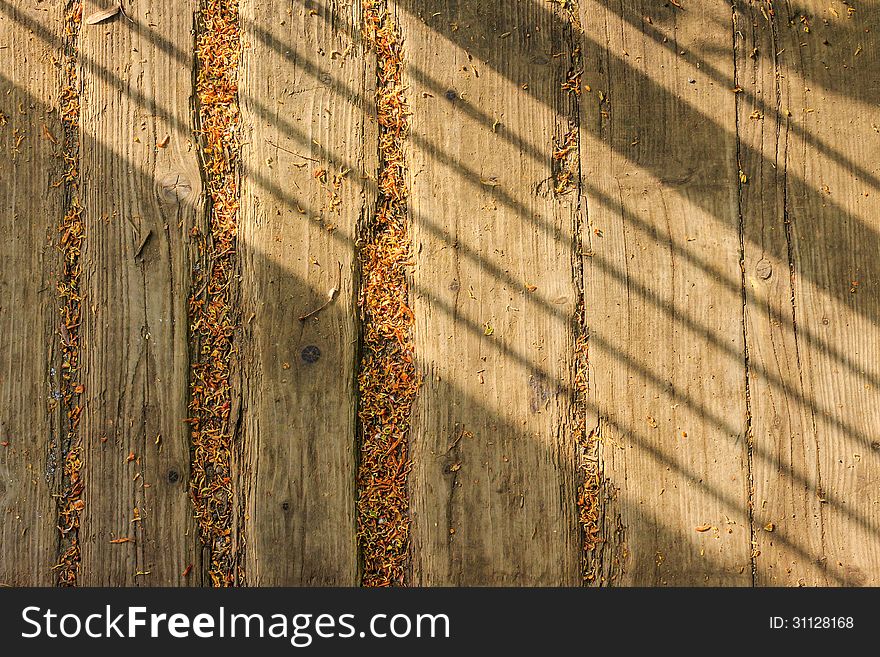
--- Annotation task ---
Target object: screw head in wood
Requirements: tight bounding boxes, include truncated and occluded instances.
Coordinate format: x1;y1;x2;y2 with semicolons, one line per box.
301;345;321;363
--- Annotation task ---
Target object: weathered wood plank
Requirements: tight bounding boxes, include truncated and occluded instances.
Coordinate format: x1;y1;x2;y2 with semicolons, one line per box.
77;0;203;585
0;0;65;586
236;0;369;585
399;0;581;585
736;2;827;586
744;0;880;586
1;0;876;590
578;0;752;585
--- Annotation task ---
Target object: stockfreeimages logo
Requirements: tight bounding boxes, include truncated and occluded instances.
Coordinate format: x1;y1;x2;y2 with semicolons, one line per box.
21;606;451;646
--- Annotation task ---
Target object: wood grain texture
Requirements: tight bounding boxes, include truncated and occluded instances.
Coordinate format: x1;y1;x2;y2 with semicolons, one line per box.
76;0;203;585
736;1;825;586
743;0;880;586
399;0;581;585
0;0;65;586
236;0;370;585
0;0;877;588
578;0;752;585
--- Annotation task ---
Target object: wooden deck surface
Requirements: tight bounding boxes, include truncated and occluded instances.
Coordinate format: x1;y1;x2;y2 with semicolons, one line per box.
1;0;878;586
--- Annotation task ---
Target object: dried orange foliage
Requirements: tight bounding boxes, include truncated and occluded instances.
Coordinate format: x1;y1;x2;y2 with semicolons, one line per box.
554;1;582;196
573;322;601;581
561;34;583;100
189;0;242;587
357;1;417;588
54;0;84;587
570;231;600;582
553;127;579;195
553;0;600;580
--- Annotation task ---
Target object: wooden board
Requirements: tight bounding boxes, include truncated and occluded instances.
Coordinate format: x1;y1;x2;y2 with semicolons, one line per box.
577;0;753;585
398;0;581;585
76;0;203;585
736;1;824;586
0;0;65;586
0;0;878;588
235;0;370;585
741;0;880;586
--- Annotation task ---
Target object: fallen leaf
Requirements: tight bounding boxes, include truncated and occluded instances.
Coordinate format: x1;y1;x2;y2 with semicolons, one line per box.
157;134;170;148
695;524;712;532
109;537;132;544
85;5;120;25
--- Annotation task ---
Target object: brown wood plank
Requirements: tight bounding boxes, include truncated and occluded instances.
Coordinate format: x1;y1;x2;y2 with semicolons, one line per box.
736;2;826;586
236;0;369;585
76;0;203;585
0;0;65;586
2;0;877;590
399;0;581;585
742;0;880;586
577;0;752;585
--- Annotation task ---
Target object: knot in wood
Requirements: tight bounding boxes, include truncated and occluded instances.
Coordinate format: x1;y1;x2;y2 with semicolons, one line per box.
755;258;773;280
158;172;193;204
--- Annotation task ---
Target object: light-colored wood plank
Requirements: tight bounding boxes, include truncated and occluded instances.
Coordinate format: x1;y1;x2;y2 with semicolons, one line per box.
0;0;65;586
236;0;369;584
2;0;877;589
746;0;880;586
736;2;826;586
578;0;752;585
76;0;203;585
400;0;581;585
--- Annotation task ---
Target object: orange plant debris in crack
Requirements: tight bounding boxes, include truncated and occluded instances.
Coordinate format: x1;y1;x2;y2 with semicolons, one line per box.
189;0;243;587
53;0;84;587
356;1;418;588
